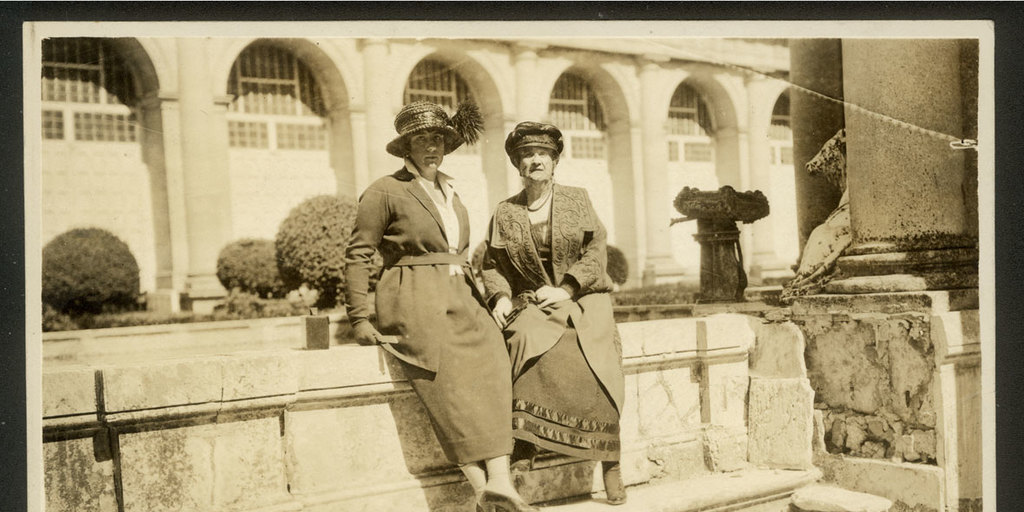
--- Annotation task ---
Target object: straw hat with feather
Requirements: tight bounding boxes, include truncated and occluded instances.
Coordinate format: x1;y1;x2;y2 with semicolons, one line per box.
386;101;484;157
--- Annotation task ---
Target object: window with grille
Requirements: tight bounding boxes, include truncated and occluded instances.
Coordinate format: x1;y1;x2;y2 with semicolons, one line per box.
402;59;478;155
769;92;792;141
667;84;713;136
667;140;680;162
226;43;328;150
550;73;606;160
41;38;139;142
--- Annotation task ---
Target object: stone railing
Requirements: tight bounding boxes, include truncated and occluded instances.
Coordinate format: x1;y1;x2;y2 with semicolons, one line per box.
43;314;784;512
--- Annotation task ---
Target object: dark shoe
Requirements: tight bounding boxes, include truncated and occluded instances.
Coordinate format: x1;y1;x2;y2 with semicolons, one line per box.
510;441;537;474
478;490;540;512
602;461;627;506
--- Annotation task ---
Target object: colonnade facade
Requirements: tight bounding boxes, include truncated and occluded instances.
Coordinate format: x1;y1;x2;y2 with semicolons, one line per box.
39;36;795;311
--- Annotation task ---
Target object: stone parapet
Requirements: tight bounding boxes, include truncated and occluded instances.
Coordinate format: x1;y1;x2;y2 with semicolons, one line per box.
42;315;756;512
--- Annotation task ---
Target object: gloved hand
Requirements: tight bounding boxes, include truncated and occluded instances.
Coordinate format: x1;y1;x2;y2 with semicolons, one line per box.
353;321;385;346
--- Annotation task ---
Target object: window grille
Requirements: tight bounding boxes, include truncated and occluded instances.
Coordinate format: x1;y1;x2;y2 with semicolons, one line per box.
550;73;606;132
74;112;137;142
667;84;713;136
228;121;270;149
41;38;139;143
684;142;714;162
226;43;328;150
769;92;792;141
403;59;478;155
277;123;326;150
569;135;606;160
228;44;326;117
42;110;65;140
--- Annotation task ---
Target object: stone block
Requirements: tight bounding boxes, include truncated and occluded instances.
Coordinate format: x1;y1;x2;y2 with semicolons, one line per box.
286;395;446;496
817;454;945;512
44;436;117;512
43;368;97;418
702;424;748;472
813;410;827;454
702;314;756;351
635;367;701;440
792;484;893;512
748;377;814;470
296;345;399;391
101;359;222;412
118;416;290;512
221;353;298;402
617;318;698;358
749;321;807;378
707;361;749;427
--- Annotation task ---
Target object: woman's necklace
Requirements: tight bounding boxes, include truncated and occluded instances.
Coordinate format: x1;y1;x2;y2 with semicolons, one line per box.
526;187;553;212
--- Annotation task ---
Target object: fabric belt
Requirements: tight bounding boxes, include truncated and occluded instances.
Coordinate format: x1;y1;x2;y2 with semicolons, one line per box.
392;252;468;267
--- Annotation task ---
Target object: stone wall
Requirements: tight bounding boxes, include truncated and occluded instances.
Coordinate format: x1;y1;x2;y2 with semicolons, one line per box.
42;314;757;512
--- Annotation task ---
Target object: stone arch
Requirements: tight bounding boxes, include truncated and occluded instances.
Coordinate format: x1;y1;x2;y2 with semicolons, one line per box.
541;59;639;277
672;67;744;188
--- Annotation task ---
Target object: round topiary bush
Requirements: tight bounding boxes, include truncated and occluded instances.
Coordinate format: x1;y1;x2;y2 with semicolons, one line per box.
42;227;140;314
216;238;285;298
606;245;629;285
275;195;359;308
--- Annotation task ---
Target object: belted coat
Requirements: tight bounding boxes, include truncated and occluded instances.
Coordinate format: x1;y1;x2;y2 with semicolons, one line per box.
345;167;490;373
481;184;625;413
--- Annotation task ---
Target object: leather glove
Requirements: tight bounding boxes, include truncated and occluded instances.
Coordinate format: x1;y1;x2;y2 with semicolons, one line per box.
353;321;385;346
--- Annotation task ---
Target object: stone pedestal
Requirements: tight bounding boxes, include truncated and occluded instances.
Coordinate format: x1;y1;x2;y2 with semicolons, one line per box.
693;218;746;303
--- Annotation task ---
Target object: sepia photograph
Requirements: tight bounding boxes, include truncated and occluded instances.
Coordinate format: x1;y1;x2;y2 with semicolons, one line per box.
24;19;994;512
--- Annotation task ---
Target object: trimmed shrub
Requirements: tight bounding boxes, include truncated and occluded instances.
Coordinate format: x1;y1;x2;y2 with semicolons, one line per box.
42;228;140;314
606;245;629;285
216;238;285;298
275;195;358;308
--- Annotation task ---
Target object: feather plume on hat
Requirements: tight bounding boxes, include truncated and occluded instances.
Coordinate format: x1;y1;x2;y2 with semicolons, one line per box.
450;102;484;146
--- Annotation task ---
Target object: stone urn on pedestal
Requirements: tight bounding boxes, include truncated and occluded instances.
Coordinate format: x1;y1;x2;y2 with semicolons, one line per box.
672;186;769;303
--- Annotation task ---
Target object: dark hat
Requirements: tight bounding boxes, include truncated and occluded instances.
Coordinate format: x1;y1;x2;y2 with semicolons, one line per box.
386;101;484;157
504;121;564;165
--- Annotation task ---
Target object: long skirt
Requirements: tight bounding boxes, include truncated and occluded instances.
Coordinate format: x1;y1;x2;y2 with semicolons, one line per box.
509;322;621;461
398;275;513;464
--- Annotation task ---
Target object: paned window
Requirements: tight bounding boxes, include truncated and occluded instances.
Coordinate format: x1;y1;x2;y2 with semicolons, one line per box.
667;84;713;136
227;43;327;150
41;38;139;142
769;92;792;141
550;73;606;160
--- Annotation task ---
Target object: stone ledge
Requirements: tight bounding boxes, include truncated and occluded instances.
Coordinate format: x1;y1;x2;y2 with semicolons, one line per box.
539;468;822;511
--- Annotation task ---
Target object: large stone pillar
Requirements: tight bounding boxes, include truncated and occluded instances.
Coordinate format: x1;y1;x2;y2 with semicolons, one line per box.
638;57;677;285
828;39;977;293
176;39;234;310
746;77;790;282
140;92;189;312
789;39;846;253
362;38;393;179
514;43;547;122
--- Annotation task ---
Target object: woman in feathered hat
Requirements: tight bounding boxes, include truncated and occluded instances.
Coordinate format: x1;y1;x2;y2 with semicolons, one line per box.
345;101;537;512
480;121;627;505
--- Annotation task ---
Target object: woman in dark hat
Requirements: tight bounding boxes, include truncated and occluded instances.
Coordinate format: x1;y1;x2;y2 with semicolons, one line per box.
345;101;537;512
481;121;627;505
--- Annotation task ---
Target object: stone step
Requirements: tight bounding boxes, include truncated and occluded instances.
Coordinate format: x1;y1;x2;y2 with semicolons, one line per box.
536;468;821;512
791;484;893;512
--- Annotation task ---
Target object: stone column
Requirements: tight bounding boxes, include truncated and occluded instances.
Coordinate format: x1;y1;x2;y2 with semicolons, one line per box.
789;39;846;253
513;43;547;122
746;77;782;281
638;56;676;285
362;38;393;179
139;92;188;313
347;107;370;193
828;39;976;293
176;39;234;309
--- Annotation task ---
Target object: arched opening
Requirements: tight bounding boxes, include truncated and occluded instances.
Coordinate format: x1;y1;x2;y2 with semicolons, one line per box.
666;81;718;272
767;91;799;267
547;71;618;243
40;37;159;294
402;57;493;249
225;41;338;241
